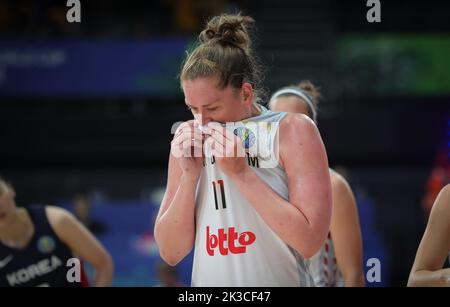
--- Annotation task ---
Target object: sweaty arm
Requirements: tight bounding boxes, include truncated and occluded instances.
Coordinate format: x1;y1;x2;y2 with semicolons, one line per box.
154;151;198;266
229;114;332;258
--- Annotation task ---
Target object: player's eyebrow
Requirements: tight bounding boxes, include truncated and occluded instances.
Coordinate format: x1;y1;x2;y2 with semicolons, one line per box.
185;99;220;108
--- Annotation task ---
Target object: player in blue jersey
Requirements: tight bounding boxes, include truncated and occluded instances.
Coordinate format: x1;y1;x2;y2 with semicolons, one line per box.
0;177;113;287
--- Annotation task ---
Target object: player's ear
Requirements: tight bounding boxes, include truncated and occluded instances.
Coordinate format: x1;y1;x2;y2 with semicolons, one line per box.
242;82;253;107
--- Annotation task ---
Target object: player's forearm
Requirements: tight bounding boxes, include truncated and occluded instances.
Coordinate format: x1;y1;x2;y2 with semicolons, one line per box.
155;175;197;265
92;255;114;287
408;268;450;287
333;234;365;287
342;270;365;287
229;167;330;258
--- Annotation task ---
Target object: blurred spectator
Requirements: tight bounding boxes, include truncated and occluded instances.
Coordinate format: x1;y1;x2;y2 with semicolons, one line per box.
155;262;185;287
73;193;107;235
167;0;244;34
0;1;13;34
0;0;247;38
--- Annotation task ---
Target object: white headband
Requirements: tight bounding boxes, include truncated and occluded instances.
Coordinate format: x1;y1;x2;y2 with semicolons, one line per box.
270;88;317;121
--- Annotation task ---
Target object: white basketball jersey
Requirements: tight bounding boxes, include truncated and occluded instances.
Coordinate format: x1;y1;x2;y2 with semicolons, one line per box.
308;233;344;287
191;105;314;287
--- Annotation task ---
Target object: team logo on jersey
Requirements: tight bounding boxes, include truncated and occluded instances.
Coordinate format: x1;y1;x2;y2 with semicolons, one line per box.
233;127;256;149
6;255;63;286
37;236;56;254
206;226;256;256
0;255;13;269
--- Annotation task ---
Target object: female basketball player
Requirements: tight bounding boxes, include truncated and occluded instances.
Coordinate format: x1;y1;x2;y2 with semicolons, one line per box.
0;178;113;287
154;14;332;286
408;184;450;287
269;81;365;287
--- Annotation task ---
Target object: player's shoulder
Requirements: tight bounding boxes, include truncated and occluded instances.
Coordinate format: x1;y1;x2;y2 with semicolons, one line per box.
45;206;77;227
436;184;450;209
440;184;450;197
279;112;317;140
280;112;315;128
430;184;450;219
435;184;450;205
45;206;83;241
329;170;350;190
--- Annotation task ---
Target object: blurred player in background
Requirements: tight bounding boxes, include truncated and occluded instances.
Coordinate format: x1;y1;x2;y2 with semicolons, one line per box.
408;184;450;287
155;262;185;287
270;81;365;287
0;177;113;287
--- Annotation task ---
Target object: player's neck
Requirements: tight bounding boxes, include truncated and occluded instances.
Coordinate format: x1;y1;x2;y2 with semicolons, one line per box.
251;104;262;117
241;104;261;121
0;208;34;248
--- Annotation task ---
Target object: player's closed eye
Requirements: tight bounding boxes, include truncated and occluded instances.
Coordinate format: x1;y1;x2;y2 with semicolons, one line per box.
187;105;198;113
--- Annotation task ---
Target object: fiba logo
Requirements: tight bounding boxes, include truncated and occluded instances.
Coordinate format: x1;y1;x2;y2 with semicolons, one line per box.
37;236;56;254
233;127;256;149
